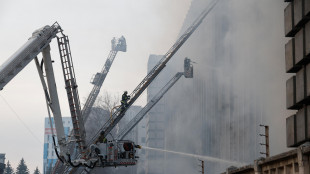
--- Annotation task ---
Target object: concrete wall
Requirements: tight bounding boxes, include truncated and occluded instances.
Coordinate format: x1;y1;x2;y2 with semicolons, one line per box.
223;1;310;173
222;145;310;174
285;0;310;147
145;54;169;174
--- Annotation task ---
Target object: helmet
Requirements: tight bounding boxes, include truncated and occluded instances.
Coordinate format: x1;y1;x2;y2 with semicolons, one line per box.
124;91;128;94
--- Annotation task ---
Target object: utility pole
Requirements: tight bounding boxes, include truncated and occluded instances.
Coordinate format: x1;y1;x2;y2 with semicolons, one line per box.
259;124;270;157
198;159;204;174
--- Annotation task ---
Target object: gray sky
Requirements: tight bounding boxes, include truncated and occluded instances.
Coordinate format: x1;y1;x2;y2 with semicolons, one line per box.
0;0;191;172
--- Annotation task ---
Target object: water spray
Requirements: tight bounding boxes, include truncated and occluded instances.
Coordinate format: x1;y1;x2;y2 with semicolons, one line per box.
142;146;247;166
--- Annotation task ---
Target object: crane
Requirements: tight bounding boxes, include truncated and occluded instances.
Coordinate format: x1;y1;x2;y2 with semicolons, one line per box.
116;57;193;141
0;22;86;163
0;23;73;158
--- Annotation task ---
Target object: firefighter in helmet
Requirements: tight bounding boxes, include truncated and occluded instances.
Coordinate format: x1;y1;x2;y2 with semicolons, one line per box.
121;91;130;110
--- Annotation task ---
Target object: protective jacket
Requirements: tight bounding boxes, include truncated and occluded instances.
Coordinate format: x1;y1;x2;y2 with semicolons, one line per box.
121;93;130;104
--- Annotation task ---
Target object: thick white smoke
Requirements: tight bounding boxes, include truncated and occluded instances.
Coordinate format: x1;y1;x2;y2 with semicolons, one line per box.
143;0;290;173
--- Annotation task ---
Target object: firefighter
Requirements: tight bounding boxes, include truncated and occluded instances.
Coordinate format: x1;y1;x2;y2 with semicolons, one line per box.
123;142;133;151
121;91;130;110
95;131;107;144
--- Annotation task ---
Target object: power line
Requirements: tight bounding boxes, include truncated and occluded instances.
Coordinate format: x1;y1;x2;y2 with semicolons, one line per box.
0;94;42;144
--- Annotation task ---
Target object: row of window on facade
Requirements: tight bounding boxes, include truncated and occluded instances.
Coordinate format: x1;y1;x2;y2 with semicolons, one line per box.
47;120;71;125
46;150;55;158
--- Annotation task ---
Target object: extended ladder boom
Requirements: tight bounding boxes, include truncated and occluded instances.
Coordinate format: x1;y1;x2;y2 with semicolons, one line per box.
82;36;126;122
91;0;219;144
57;34;87;152
52;37;126;174
0;23;61;90
82;61;194;174
117;57;194;140
117;72;184;140
59;1;218;172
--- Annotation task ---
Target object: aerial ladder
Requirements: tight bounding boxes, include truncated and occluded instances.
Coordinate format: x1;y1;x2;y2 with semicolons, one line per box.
89;0;218;146
57;33;87;155
82;36;126;122
90;0;218;145
117;57;193;140
52;37;127;173
67;0;219;172
0;0;218;172
80;58;193;174
0;22;109;168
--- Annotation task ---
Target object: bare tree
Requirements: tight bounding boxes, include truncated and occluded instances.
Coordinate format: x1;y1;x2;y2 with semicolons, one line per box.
84;91;120;142
94;91;120;111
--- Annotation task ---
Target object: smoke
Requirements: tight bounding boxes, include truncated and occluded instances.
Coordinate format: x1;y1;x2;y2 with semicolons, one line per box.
77;1;288;173
144;0;289;173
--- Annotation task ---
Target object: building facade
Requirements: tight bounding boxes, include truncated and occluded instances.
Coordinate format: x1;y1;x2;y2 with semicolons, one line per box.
145;0;287;173
145;54;172;174
43;117;72;174
224;0;310;173
122;105;147;174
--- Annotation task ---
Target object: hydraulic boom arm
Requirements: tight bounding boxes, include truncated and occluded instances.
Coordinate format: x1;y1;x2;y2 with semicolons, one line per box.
82;36;126;122
0;23;61;90
0;22;83;163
